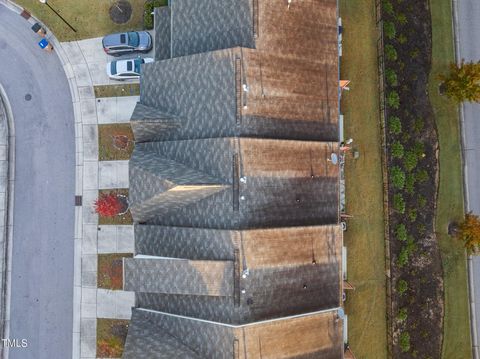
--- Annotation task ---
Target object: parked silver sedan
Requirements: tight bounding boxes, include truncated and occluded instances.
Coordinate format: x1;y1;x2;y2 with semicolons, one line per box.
106;58;154;80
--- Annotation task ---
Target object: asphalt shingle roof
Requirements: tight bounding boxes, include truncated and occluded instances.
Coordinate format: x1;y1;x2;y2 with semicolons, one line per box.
123;309;344;359
154;0;254;60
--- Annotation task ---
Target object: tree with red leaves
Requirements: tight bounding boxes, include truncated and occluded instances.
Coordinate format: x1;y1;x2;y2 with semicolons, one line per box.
95;193;125;217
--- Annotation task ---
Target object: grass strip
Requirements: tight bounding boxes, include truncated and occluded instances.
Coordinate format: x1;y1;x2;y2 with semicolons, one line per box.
94;84;140;98
429;0;472;357
340;0;388;357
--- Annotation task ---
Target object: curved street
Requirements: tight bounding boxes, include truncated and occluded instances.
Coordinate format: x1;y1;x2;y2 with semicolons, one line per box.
0;5;75;359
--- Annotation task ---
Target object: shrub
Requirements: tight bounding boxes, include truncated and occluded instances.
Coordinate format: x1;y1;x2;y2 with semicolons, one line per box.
383;0;394;15
386;68;398;86
405;173;415;194
144;0;168;30
393;193;406;213
418;195;427;208
391;166;405;189
413;142;425;157
396;13;407;25
413;118;424;133
410;48;420;59
395;224;408;242
403;151;418;171
398;34;407;44
408;208;417;222
406;235;416;252
389;116;402;134
416;169;429;183
95;193;125;217
397;247;409;267
399;332;411;352
397;279;408;294
391;141;404;158
398;235;417;266
385;44;398;61
418;223;426;234
387;91;400;109
384;21;396;39
397;308;408;322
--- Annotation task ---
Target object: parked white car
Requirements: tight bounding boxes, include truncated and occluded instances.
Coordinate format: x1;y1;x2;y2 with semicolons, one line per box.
106;57;154;80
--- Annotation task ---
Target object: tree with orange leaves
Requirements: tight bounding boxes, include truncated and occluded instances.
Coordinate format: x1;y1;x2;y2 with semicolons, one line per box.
456;213;480;254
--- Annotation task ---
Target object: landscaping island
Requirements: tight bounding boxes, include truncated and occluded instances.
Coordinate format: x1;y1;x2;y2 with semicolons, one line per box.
381;0;444;357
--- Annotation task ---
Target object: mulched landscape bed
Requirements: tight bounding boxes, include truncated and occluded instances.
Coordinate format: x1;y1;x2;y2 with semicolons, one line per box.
98;253;133;290
98;189;133;225
381;0;444;357
97;318;130;358
98;124;135;161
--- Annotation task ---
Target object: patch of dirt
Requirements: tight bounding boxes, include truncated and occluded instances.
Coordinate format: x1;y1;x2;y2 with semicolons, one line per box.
98;253;133;290
109;0;132;24
383;0;444;357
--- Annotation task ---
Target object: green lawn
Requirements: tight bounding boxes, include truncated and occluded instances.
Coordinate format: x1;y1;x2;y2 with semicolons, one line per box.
429;0;472;358
98;124;135;161
340;0;388;358
94;84;140;98
15;0;146;41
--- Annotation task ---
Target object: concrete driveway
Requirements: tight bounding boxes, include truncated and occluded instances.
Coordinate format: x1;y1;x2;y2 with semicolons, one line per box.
62;34;154;86
456;0;480;357
0;5;75;359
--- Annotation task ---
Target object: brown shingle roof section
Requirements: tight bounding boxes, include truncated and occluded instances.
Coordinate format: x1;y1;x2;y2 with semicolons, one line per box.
241;310;343;359
255;0;338;60
241;225;341;269
240;138;339;178
123;308;343;359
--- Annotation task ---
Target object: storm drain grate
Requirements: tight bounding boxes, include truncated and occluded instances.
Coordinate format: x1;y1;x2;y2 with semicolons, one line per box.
75;196;82;206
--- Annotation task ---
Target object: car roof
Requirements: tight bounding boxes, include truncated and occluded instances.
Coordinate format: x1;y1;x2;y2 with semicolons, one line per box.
103;33;128;47
115;59;136;74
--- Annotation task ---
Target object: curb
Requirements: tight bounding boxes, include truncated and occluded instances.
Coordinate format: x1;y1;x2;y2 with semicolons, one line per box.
0;83;15;359
451;0;478;358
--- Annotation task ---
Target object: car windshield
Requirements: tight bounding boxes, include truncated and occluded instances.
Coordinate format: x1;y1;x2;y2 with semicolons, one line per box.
110;62;117;75
127;32;139;47
134;59;144;74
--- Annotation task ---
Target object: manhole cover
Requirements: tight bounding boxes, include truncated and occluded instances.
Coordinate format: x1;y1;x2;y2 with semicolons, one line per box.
24;94;32;101
109;1;132;24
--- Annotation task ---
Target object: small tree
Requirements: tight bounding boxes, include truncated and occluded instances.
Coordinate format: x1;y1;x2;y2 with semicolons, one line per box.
440;60;480;102
95;193;124;217
456;213;480;254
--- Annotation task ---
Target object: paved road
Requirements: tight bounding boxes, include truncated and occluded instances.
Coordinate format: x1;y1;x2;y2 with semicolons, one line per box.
456;0;480;358
0;5;75;359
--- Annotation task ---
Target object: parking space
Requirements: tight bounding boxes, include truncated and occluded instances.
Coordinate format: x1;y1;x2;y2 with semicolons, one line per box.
63;32;154;86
